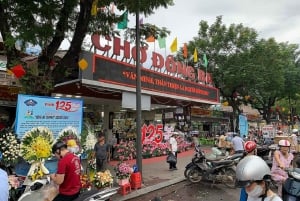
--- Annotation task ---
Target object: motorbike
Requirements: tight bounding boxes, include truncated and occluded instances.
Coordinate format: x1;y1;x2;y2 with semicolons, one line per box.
17;176;119;201
282;168;300;201
184;145;243;179
186;145;240;188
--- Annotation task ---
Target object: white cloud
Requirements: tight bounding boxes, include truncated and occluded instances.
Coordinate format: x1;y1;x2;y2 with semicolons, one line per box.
129;0;300;48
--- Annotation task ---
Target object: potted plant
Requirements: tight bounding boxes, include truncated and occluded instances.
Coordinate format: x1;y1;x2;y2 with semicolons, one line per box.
114;162;133;185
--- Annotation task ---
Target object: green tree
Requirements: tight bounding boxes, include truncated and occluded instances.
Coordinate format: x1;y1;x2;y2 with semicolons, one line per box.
0;0;174;95
246;39;299;124
176;16;258;131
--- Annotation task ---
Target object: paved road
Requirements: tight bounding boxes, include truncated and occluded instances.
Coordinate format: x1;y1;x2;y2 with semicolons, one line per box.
110;146;241;201
126;180;241;201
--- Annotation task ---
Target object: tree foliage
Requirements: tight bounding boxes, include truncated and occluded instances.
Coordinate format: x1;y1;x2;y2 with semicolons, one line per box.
0;0;174;95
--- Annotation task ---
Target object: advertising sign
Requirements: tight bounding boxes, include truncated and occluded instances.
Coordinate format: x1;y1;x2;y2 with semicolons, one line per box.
15;94;83;139
262;125;276;138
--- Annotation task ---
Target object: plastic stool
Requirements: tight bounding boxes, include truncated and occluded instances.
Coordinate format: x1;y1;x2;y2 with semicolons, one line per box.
119;183;131;195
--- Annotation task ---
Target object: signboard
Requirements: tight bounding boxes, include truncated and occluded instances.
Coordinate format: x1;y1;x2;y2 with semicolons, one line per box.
93;54;219;103
15;94;83;139
239;114;248;136
262;125;276;138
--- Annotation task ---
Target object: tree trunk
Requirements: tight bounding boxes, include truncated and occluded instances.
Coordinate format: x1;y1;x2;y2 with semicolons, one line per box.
54;0;93;83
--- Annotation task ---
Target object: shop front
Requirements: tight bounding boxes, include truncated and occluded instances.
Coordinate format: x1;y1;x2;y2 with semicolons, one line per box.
53;35;220;158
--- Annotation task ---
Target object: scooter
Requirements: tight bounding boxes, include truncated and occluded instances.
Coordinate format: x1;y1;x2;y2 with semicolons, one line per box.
282;168;300;201
186;145;240;188
17;177;119;201
184;145;243;179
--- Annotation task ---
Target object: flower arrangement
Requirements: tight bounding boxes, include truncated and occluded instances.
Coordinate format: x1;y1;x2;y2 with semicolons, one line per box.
20;126;53;181
114;161;132;180
93;170;114;189
20;126;53;163
87;158;96;170
57;126;81;154
0;128;19;166
113;141;136;161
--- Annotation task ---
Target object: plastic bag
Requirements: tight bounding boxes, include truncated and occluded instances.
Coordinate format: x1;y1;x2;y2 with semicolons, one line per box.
43;181;59;201
166;153;177;163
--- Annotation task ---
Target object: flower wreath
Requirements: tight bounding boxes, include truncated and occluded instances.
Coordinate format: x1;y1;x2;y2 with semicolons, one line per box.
56;126;81;154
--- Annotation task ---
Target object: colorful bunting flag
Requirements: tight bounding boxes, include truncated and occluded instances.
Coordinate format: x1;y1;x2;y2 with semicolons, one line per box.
91;0;98;16
146;35;155;42
158;37;166;49
170;37;177;53
193;48;198;63
183;43;188;58
117;11;128;29
203;53;208;67
139;18;143;25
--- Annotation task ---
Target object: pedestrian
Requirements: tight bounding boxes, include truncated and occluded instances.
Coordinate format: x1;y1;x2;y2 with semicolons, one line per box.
50;141;81;201
93;132;110;172
169;133;178;170
231;133;245;154
271;139;294;197
0;151;9;201
239;141;257;201
236;155;282;201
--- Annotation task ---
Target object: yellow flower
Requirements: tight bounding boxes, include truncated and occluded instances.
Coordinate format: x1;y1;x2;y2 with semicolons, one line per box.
67;139;77;147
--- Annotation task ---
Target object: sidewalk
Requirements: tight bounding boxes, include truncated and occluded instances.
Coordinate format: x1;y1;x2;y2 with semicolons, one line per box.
109;146;212;201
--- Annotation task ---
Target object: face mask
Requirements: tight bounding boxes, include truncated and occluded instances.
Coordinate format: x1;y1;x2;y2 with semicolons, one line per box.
247;184;263;198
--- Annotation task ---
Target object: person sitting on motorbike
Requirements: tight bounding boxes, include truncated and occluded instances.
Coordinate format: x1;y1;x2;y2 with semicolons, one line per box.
239;141;257;201
281;156;300;201
50;141;82;201
271;139;294;197
236;155;282;201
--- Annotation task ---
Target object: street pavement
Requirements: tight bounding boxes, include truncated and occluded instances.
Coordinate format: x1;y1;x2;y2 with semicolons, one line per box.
109;146;212;201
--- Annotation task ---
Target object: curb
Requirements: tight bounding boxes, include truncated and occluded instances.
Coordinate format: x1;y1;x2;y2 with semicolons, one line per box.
114;176;186;201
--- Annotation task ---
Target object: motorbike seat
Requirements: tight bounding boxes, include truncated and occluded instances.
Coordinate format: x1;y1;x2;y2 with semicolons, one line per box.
227;153;243;160
211;160;233;166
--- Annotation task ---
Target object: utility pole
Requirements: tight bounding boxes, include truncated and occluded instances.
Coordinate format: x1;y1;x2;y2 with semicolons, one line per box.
135;0;143;180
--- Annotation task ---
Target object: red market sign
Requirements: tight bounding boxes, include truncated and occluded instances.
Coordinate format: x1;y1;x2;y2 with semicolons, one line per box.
92;35;213;84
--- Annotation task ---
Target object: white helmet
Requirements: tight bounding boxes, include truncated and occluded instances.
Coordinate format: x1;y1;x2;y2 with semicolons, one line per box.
278;139;291;147
292;129;298;133
236;155;271;187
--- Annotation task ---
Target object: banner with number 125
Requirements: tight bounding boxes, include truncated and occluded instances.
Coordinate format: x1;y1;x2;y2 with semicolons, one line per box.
15;94;83;139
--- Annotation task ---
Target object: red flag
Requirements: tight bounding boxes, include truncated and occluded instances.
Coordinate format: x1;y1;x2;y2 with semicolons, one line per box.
183;43;188;58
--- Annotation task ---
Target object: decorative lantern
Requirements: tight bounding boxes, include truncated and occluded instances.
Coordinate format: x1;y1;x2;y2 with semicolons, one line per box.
11;64;26;78
78;59;88;70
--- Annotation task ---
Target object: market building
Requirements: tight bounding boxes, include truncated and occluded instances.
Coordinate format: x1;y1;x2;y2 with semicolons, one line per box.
52;35;222;142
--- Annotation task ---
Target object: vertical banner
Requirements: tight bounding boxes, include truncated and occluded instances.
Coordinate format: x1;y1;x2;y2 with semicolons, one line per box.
239;114;248;136
15;94;83;139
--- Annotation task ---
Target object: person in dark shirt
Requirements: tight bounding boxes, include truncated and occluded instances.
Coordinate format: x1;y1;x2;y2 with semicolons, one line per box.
93;132;110;172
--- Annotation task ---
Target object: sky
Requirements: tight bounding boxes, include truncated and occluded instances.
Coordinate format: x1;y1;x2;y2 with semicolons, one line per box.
127;0;300;52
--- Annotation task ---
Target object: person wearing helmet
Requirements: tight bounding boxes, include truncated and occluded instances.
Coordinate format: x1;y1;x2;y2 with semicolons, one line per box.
50;141;81;201
244;141;257;155
0;151;9;201
271;139;294;197
236;155;282;201
239;141;257;201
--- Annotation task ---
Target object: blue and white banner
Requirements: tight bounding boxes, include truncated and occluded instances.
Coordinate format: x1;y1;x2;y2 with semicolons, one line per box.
15;94;83;139
239;114;248;136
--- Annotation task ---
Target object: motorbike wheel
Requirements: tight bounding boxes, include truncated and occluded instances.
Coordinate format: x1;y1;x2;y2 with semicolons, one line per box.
223;167;236;189
184;166;194;178
187;166;203;183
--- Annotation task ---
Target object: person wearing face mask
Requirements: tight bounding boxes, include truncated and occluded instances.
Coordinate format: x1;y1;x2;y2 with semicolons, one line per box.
240;141;258;201
271;139;294;197
236;155;282;201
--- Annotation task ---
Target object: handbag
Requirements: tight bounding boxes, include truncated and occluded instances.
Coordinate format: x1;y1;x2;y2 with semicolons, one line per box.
166;152;177;163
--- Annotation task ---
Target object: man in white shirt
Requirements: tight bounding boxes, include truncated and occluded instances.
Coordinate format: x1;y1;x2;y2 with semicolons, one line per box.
0;152;9;201
169;133;178;170
231;133;245;154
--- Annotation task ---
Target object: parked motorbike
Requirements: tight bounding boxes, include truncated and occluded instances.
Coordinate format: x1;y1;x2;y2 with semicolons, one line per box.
17;177;119;201
282;168;300;201
184;145;243;179
186;146;239;188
